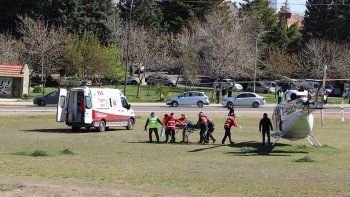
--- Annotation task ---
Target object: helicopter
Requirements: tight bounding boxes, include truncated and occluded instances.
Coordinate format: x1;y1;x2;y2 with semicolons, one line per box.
271;88;324;146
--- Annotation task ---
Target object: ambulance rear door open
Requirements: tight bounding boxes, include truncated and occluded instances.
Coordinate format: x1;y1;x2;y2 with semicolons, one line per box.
57;88;67;122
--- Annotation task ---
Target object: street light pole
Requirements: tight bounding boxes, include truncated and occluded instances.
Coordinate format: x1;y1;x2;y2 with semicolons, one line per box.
254;30;273;93
124;0;134;95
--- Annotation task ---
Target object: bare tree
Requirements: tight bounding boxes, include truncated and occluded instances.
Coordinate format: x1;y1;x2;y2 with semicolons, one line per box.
17;16;68;95
265;49;301;79
196;10;256;80
0;34;21;64
299;39;347;79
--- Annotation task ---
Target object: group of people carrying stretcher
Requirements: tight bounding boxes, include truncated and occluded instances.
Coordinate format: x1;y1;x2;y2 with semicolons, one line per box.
144;110;241;145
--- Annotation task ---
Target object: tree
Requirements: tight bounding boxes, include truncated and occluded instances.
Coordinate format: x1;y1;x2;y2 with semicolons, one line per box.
303;0;346;42
119;0;164;34
158;0;224;33
279;0;290;13
64;32;124;82
17;16;68;95
299;39;348;79
0;34;21;64
265;49;301;79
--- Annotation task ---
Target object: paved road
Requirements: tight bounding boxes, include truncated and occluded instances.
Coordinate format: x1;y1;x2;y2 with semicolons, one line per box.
0;104;348;115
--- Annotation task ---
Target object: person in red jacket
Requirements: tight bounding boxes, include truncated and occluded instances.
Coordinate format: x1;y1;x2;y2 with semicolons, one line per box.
166;113;179;143
196;112;208;144
222;113;241;145
178;113;189;143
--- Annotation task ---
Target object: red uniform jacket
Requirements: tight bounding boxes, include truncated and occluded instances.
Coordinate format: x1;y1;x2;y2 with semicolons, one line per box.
167;115;178;131
224;116;238;129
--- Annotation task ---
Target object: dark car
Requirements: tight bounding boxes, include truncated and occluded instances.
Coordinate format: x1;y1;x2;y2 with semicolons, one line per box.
33;90;59;106
146;75;176;87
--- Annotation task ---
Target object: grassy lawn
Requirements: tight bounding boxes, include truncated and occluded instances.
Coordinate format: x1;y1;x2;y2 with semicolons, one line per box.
0;115;349;196
26;85;347;105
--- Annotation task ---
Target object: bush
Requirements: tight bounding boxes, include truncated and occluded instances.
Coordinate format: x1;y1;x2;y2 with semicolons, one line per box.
155;84;169;101
33;86;42;93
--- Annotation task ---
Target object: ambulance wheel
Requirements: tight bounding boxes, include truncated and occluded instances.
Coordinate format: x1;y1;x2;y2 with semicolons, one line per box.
171;101;178;107
98;121;106;132
197;101;204;108
126;119;134;130
252;102;260;108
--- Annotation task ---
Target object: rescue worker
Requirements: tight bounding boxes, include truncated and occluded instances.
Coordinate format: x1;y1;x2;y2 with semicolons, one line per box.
277;89;284;104
144;112;163;143
197;112;208;144
222;113;241;145
206;116;216;143
259;113;273;145
166;113;178;143
161;114;169;137
178;113;189;143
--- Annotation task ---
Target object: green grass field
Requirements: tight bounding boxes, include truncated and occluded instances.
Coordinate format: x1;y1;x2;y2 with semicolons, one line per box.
0;115;349;196
28;85;347;104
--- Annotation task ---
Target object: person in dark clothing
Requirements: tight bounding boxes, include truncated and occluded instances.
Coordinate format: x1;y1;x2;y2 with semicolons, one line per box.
259;113;273;145
166;113;178;143
222;113;240;144
206;117;216;143
228;103;235;116
144;112;163;143
197;112;208;144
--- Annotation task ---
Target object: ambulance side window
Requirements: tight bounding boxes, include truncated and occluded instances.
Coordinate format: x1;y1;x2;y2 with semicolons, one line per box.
121;97;129;109
85;96;92;109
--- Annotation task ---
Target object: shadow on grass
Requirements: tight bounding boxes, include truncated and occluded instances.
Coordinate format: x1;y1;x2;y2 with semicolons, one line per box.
188;144;226;152
223;141;308;156
23;128;124;134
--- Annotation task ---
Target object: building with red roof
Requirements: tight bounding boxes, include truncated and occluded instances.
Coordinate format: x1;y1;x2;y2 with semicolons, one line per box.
0;64;29;98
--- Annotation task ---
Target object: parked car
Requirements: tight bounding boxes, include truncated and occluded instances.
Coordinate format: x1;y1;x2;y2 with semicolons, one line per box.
325;85;342;97
121;77;141;85
198;76;216;87
300;81;320;90
222;92;266;108
146;75;176;87
213;79;243;91
309;88;329;104
246;82;275;94
33;90;59;106
166;91;210;108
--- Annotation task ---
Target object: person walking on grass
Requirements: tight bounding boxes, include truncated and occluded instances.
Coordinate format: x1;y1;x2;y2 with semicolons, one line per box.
197;112;208;144
222;113;241;145
206;116;216;143
178;113;190;143
165;113;178;143
259;113;273;145
144;112;163;143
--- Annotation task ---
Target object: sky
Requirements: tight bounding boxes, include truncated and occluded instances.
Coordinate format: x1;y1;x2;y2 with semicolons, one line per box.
232;0;307;15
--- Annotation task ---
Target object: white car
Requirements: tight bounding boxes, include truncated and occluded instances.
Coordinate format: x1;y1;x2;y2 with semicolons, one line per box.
166;91;210;108
213;79;243;91
222;92;266;108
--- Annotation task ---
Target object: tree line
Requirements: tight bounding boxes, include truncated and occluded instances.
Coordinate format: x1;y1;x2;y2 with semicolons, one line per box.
0;0;350;95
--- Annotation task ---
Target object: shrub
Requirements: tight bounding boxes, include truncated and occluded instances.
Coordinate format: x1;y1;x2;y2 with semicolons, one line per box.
33;86;42;93
155;84;169;101
294;156;315;163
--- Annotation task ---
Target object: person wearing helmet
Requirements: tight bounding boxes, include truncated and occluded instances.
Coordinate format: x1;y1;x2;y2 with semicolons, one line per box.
144;112;163;143
222;113;241;145
197;112;208;144
206;116;216;143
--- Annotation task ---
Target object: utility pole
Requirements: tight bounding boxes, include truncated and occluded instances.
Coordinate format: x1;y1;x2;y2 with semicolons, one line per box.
124;0;134;95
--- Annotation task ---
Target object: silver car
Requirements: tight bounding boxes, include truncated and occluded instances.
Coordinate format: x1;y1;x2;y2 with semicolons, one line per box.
222;92;266;108
166;91;210;108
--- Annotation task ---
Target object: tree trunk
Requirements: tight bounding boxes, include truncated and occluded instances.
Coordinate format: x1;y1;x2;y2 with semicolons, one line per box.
136;67;141;98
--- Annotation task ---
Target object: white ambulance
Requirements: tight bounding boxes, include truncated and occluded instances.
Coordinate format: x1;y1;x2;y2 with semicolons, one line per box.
56;87;135;131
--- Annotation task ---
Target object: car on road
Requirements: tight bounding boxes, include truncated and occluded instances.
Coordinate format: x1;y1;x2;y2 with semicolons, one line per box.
325;85;342;97
33;90;59;106
309;88;329;104
222;92;266;108
166;91;210;108
246;82;275;94
146;75;176;87
213;79;243;91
